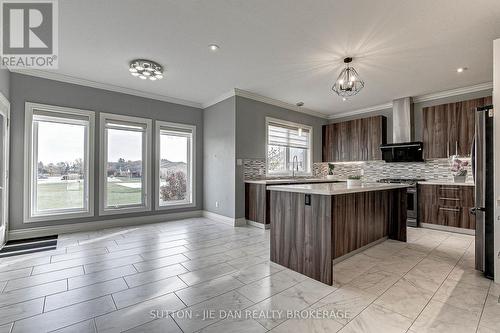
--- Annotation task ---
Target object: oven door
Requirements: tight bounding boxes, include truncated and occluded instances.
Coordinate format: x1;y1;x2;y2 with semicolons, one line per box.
406;186;418;227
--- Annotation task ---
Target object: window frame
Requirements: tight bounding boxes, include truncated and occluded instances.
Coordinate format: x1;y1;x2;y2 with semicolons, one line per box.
265;117;313;177
155;121;196;210
24;102;95;223
99;113;152;215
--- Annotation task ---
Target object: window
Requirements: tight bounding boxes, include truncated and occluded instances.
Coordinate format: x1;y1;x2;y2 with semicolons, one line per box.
100;113;151;214
24;103;95;222
266;117;312;176
156;121;195;209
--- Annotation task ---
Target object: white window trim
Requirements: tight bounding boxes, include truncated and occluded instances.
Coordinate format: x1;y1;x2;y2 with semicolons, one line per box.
99;113;152;215
265;117;313;177
155;121;196;210
24;102;95;223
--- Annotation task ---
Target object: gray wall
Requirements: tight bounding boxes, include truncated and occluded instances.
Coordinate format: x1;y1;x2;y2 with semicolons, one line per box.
234;96;328;218
0;69;9;99
235;96;327;161
9;73;203;231
203;97;236;218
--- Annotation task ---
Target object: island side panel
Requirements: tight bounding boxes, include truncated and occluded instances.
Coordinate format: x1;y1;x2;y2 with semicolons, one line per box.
332;191;389;258
332;189;407;259
389;188;407;242
269;191;332;285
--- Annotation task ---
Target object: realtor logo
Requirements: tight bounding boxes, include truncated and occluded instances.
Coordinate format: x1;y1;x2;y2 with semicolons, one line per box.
0;0;58;68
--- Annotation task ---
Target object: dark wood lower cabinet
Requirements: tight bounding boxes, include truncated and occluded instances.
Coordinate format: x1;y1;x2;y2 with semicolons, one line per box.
269;189;407;285
418;184;475;229
245;183;268;225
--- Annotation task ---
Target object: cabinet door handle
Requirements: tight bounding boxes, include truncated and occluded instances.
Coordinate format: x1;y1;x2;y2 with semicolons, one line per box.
439;197;460;201
440;187;460;190
439;207;460;212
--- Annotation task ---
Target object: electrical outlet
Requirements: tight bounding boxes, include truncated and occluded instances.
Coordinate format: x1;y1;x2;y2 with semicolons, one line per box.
215;201;219;208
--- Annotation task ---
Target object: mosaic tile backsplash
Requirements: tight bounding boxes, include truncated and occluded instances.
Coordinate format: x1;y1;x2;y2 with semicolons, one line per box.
243;158;473;183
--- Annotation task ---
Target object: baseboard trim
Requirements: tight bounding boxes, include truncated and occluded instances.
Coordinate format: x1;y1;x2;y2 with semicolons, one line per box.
246;220;270;230
332;237;389;264
420;223;475;235
201;211;246;227
8;210;203;240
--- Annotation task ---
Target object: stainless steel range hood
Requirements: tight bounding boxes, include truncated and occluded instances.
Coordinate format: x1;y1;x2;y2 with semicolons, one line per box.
380;97;424;162
392;97;414;143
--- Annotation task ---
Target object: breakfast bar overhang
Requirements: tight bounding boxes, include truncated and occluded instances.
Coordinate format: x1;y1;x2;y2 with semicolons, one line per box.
267;182;409;285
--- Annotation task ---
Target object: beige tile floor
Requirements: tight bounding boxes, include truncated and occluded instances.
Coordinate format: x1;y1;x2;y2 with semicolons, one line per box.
0;218;498;333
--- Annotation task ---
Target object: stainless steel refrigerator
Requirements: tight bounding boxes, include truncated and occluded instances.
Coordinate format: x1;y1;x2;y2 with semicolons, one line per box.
471;104;494;279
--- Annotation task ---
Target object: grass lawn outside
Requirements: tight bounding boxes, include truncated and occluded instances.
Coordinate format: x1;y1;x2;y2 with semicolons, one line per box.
36;176;143;211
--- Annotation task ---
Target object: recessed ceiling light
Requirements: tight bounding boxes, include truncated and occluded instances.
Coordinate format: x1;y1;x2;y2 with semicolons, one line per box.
209;44;220;51
342;97;347;101
457;67;468;73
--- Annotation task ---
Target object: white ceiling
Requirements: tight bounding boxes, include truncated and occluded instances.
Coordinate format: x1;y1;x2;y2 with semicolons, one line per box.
41;0;500;115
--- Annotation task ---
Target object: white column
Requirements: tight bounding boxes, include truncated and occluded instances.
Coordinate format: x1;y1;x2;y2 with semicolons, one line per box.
494;39;500;283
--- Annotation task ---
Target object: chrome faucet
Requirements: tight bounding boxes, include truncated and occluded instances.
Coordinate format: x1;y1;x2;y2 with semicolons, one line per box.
292;155;299;178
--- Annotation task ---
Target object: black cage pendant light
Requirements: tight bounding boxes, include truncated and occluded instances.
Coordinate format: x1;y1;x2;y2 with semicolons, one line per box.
332;57;365;98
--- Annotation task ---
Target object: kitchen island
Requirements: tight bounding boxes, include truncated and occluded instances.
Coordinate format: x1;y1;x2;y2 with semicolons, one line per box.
267;182;409;285
245;178;346;229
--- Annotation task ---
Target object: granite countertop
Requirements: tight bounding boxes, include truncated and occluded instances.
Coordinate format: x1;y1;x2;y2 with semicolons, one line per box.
266;182;410;195
244;178;346;184
418;180;475;187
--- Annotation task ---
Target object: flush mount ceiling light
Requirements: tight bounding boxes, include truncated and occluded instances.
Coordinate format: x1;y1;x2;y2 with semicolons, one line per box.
129;59;164;81
332;57;365;98
457;67;468;73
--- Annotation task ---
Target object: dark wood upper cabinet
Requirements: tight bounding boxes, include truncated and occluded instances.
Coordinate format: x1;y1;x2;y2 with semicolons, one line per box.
423;96;492;159
322;115;387;162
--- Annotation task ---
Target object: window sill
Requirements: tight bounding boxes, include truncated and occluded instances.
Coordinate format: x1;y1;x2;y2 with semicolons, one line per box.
24;210;94;223
99;205;151;216
156;201;196;211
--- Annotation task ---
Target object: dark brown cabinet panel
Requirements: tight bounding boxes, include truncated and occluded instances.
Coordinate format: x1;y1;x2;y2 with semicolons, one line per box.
269;188;406;285
418;184;475;229
423;96;492;159
245;183;268;225
322;116;387;162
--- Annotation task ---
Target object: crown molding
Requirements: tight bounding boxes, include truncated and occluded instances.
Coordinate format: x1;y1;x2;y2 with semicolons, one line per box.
234;89;329;119
328;82;493;120
10;69;203;109
201;89;236;109
328;102;393;120
10;69;492;120
203;88;330;119
0;91;9;109
412;82;493;103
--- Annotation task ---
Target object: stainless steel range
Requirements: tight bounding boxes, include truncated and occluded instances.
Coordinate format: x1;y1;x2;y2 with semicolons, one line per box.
377;178;425;227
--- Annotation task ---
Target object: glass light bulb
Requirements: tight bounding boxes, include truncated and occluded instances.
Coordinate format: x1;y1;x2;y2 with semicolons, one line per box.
139;75;147;80
156;74;163;79
131;72;140;76
143;71;151;76
149;76;157;81
129;67;137;73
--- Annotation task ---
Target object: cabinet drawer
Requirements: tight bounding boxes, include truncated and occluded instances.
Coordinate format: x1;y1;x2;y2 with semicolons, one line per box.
437;185;474;206
436;206;475;229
